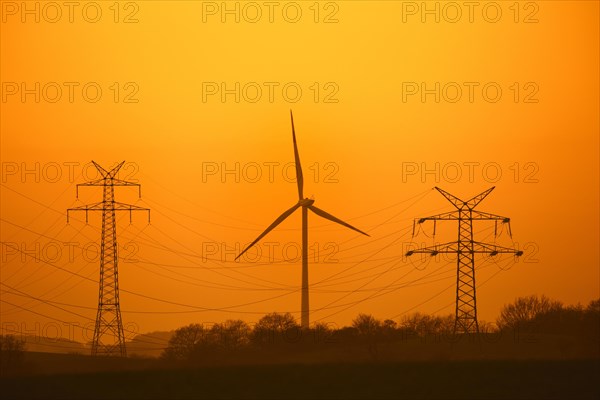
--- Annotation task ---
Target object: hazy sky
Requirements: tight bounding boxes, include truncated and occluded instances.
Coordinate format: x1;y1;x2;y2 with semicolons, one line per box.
1;1;598;343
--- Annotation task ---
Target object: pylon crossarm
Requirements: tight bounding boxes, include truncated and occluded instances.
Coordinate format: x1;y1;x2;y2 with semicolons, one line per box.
108;178;141;189
91;160;110;177
417;211;459;223
68;202;148;212
434;187;465;209
78;178;139;187
470;210;510;221
405;241;458;256
67;202;150;223
75;179;140;199
471;241;523;256
465;186;495;209
67;202;103;223
113;202;151;223
112;202;149;212
77;178;107;187
91;160;125;179
68;202;104;211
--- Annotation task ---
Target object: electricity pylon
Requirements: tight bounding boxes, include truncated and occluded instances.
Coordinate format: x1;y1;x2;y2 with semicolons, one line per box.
406;187;522;334
67;161;150;356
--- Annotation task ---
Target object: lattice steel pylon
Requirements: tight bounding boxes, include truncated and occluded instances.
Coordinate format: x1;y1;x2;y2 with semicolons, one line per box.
406;187;522;334
67;161;150;356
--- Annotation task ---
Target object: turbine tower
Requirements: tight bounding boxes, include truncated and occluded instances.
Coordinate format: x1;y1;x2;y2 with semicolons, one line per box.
406;187;522;334
236;111;370;329
67;161;150;356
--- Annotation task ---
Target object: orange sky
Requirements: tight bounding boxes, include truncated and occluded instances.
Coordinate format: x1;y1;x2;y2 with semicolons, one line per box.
1;1;598;344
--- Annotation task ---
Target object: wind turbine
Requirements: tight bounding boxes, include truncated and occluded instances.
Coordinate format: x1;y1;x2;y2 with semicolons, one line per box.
236;111;370;329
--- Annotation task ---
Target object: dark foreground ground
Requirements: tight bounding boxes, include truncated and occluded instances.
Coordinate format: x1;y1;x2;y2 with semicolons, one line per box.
2;358;599;399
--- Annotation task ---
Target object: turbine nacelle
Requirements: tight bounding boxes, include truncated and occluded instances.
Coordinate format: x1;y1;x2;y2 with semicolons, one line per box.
298;198;315;207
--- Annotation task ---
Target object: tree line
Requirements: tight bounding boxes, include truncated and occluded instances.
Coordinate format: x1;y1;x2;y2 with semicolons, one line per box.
1;294;598;369
161;295;599;362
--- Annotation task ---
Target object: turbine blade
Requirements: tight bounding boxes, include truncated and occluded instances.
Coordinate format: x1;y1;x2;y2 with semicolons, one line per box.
308;205;370;237
236;203;301;260
290;110;304;200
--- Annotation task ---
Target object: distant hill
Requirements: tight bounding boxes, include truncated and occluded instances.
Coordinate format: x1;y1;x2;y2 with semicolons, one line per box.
15;330;173;358
20;336;87;354
126;330;174;358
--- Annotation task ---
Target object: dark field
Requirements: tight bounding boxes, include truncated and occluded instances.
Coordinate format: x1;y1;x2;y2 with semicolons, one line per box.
2;357;599;399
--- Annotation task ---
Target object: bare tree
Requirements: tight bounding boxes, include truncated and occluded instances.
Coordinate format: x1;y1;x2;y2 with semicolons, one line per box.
382;319;397;330
162;323;206;360
252;313;300;345
311;322;335;344
352;314;382;336
586;298;600;314
351;314;383;360
210;320;251;351
496;295;563;330
254;312;298;331
400;313;453;335
0;334;26;375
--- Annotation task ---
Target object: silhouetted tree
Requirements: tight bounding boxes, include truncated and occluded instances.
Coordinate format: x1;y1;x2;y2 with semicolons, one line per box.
0;334;26;375
210;320;251;351
583;298;600;342
310;322;336;345
252;313;300;346
383;319;397;330
352;314;381;336
255;312;298;331
478;320;497;333
586;298;600;313
162;323;206;360
312;321;333;333
400;313;453;336
496;295;563;330
351;314;383;360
